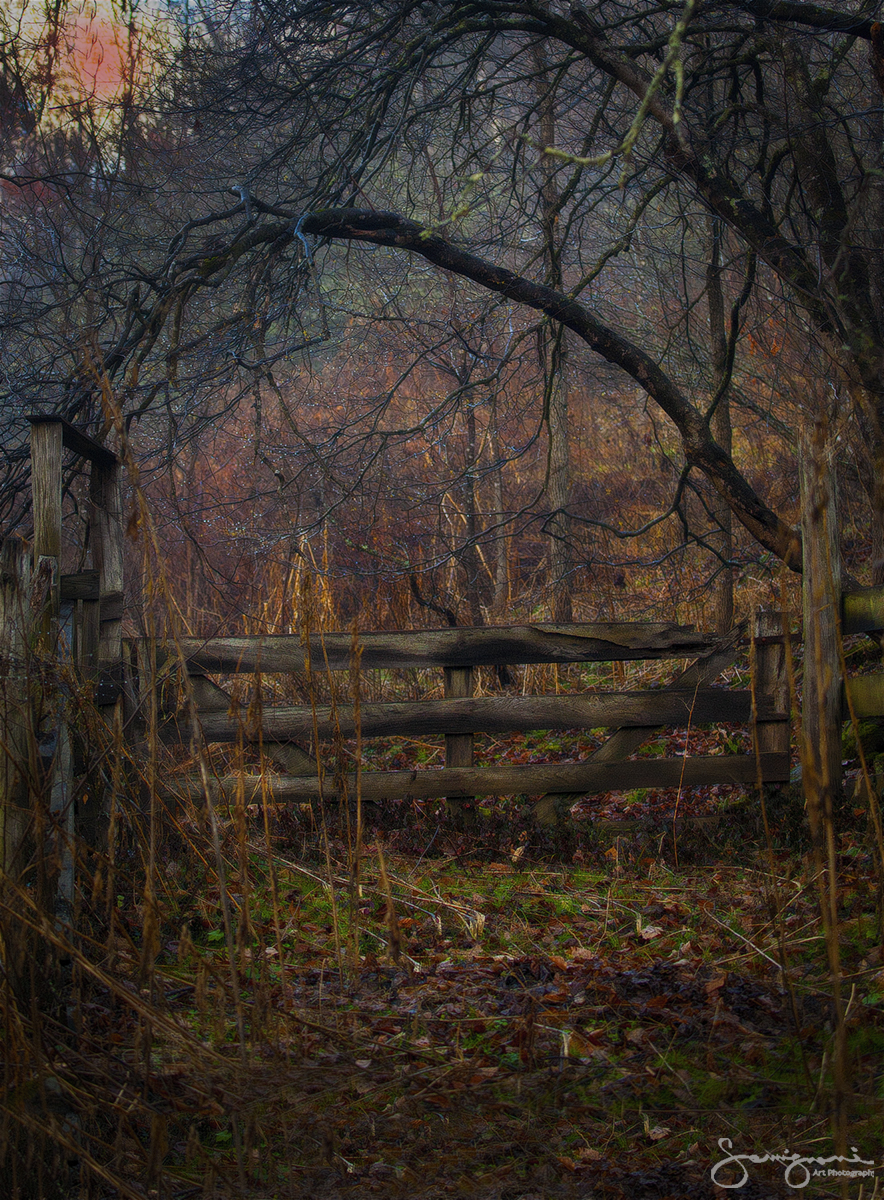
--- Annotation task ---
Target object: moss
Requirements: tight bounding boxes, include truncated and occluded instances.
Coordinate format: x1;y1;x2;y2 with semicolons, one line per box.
843;718;884;762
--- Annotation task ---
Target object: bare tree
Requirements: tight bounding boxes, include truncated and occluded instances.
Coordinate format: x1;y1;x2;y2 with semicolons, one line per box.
5;0;884;598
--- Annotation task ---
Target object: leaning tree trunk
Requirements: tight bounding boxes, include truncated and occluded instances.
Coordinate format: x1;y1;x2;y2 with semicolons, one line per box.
545;327;573;623
533;43;573;623
706;216;734;633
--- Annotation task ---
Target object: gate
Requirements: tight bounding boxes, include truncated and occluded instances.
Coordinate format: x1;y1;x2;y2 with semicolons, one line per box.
145;617;791;816
8;418;884;856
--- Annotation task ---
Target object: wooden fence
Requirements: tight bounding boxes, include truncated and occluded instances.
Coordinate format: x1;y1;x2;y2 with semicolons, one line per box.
149;617;792;815
7;416;884;866
0;417;122;903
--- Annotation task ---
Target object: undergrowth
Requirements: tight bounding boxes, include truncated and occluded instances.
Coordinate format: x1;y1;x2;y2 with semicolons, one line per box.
2;785;883;1198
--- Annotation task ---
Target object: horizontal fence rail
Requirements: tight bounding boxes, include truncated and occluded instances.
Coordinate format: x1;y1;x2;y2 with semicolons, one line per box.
175;689;785;744
165;622;721;674
134;618;794;808
181;755;792;805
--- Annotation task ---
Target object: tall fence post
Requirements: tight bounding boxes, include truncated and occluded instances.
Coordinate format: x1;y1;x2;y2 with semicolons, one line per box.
799;418;843;826
0;537;31;876
28;418;74;920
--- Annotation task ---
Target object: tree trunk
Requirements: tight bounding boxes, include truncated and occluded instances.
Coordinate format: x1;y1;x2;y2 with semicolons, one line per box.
533;42;573;623
545;328;573;623
459;396;487;624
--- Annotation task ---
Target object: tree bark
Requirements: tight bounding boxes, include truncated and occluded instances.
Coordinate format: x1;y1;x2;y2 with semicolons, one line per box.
706;217;734;633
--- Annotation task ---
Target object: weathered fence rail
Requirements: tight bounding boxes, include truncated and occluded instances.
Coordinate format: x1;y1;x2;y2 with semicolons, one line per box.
169;623;717;672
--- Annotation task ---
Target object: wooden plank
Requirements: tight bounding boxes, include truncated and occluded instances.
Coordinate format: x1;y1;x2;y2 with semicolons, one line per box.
27;414;118;470
60;570;100;601
152;622;719;674
842;586;884;635
171;753;791;803
186;688;783;743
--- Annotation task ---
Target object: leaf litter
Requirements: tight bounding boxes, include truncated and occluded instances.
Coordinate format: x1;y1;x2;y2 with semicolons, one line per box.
32;789;881;1200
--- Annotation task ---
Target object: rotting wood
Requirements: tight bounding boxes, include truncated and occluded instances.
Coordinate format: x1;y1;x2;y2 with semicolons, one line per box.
145;621;795;819
172;753;791;804
157;622;718;674
184;688;783;744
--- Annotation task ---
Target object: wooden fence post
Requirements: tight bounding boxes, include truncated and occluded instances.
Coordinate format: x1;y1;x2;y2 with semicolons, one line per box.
444;665;474;825
799;418;843;830
28;418;74;919
753;609;790;774
0;538;31;876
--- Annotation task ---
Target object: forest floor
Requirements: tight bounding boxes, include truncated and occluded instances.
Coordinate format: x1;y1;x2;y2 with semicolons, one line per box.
57;775;884;1200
